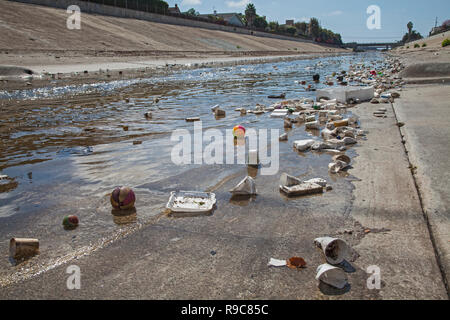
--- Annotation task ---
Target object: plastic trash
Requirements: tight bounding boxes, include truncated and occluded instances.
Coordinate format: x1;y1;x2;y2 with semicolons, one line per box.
10;238;39;260
233;125;246;138
280;181;324;196
62;215;79;229
268;93;286;99
186;117;200;122
343;137;357;145
328;160;349;173
287;257;307;269
314;237;350;264
280;173;302;187
144;111;152;119
279;133;288;141
332;154;351;165
332;119;348;128
305;121;320;130
311;141;334;151
293;139;315;151
229;176;257;196
214;108;226;117
268;258;287;267
304;178;327;187
166;191;216;214
270;109;288;117
316;264;348;289
316;86;374;103
247;149;259;166
110;186;136;210
284;118;292;128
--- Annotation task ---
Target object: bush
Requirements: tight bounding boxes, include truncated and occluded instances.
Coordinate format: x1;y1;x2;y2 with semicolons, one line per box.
442;39;450;47
406;46;410;49
414;43;420;48
422;43;427;47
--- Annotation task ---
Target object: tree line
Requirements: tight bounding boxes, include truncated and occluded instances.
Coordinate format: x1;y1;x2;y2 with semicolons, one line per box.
82;1;342;45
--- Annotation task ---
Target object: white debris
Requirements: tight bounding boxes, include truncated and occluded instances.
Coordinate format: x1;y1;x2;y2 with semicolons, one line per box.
304;178;327;187
305;120;320;130
268;258;287;267
316;264;348;289
293;139;315;151
229;176;257;196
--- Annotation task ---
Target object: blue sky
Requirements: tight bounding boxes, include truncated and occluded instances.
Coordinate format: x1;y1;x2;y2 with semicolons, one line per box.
167;0;450;43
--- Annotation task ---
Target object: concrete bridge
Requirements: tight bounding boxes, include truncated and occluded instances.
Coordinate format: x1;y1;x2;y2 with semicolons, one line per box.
344;42;403;50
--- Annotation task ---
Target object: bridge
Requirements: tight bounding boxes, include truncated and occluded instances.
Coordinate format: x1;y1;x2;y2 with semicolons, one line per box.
344;42;403;50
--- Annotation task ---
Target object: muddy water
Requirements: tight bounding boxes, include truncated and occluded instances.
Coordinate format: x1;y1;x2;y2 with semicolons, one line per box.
0;52;384;284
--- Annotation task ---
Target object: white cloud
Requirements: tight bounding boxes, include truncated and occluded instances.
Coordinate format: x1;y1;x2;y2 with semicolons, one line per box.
226;0;250;8
181;0;202;6
299;17;310;22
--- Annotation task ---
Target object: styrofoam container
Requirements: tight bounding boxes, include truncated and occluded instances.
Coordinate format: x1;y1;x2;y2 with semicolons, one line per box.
316;86;374;103
270;109;289;117
166;191;216;213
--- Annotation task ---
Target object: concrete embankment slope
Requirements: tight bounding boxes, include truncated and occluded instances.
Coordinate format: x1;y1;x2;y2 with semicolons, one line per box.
0;0;341;54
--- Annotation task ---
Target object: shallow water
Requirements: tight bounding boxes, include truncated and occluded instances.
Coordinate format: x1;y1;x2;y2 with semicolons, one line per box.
0;52;384;284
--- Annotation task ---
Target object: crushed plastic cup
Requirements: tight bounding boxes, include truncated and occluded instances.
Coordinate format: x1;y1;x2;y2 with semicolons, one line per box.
10;238;39;261
315;264;348;289
279;173;302;187
314;237;350;264
229;176;257;196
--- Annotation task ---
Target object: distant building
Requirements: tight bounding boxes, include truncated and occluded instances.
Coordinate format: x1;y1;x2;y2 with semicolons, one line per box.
285;20;294;26
168;4;181;15
199;12;245;27
429;19;450;36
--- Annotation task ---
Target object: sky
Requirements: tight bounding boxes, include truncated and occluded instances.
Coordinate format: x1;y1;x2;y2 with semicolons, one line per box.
166;0;450;43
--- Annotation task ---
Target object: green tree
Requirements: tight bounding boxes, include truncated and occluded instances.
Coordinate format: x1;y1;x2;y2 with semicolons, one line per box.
185;8;199;16
285;26;297;35
254;15;268;29
268;21;279;32
308;17;320;39
407;21;413;38
245;3;257;27
402;22;422;43
294;22;308;36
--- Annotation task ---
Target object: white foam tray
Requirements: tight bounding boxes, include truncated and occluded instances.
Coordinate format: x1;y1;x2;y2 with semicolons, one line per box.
166;191;216;213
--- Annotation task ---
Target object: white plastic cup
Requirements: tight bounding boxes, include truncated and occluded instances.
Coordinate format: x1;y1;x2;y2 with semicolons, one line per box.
316;263;348;289
314;237;350;264
248;149;259;166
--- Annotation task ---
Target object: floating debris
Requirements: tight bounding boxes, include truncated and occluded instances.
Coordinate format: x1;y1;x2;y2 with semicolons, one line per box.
229;176;257;196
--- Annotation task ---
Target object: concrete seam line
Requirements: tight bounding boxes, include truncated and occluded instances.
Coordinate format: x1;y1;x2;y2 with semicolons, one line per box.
390;100;450;298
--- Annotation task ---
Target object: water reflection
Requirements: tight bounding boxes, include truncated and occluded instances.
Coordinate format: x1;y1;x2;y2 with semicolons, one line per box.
111;207;137;226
